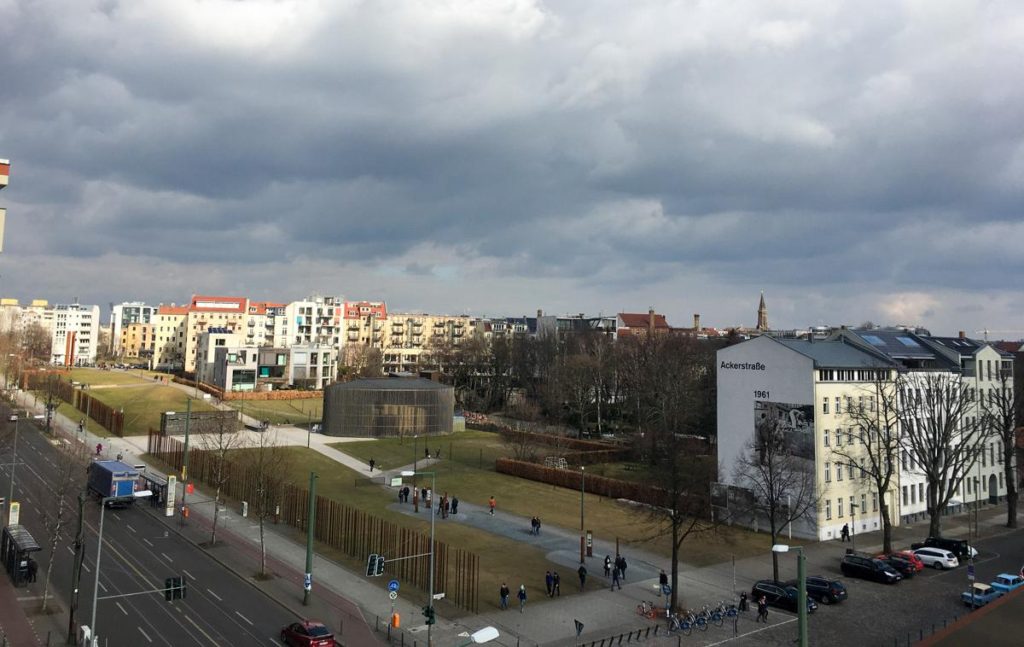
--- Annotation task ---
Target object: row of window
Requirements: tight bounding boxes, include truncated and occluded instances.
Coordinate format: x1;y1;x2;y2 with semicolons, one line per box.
824;492;876;520
818;369;890;382
822;395;877;415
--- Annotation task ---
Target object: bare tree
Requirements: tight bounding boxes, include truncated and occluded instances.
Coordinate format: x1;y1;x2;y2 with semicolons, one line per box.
899;372;989;538
238;430;292;577
198;417;245;546
39;438;90;611
733;413;820;581
831;377;902;553
980;367;1021;528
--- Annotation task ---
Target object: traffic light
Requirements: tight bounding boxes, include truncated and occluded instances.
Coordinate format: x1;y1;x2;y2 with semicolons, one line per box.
164;576;186;601
375;554;385;576
366;553;378;577
422;605;436;625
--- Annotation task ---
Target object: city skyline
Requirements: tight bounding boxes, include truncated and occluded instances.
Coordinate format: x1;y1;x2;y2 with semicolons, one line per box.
0;1;1021;336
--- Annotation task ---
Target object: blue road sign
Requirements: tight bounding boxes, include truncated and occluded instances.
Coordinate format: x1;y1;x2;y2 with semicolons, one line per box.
388;579;400;592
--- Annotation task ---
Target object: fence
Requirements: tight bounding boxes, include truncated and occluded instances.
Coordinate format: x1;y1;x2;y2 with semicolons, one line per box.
147;431;480;612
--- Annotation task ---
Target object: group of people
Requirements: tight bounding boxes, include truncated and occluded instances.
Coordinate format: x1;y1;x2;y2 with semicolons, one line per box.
499;583;528;613
403;487;460;517
601;553;628;590
529;516;542;535
543;570;561;597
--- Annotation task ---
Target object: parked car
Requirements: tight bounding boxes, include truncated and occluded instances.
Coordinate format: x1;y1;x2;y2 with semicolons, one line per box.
876;555;916;579
751;580;819;613
912;547;960;570
990;573;1024;593
911;537;977;561
892;550;925;572
784;576;847;604
961;583;1003;608
281;621;335;647
840;553;902;584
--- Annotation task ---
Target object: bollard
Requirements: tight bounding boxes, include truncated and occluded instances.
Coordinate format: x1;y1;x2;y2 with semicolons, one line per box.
627;630;632;643
932;624;935;635
920;628;924;641
401;633;404;646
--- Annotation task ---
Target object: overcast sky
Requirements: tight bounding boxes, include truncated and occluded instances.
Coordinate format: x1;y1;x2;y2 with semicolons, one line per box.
0;1;1020;335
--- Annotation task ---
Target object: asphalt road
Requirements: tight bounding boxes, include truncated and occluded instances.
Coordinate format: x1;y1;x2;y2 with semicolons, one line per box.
0;412;302;647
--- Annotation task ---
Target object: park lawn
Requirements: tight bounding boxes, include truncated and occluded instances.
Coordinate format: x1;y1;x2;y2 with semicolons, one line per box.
225;446;573;615
86;384;219;435
329;431;770;565
224;398;322;426
68;368;153;386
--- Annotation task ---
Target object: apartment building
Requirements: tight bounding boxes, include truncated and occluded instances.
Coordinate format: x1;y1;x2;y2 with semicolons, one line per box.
283;296;342;348
183;296;249;372
381;313;471;373
151;305;188;370
120;322;154;359
203;341;336;392
246;301;287;347
110;302;158;354
343;301;388;348
50;303;101;366
474;316;536;339
717;335;900;540
0;299;49;334
536;312;618;339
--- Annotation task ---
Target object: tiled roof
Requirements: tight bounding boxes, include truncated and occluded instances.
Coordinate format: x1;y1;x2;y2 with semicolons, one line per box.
158;305;189;315
618;312;670;328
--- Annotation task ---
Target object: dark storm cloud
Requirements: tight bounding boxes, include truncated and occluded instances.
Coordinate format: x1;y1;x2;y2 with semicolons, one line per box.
0;0;1022;333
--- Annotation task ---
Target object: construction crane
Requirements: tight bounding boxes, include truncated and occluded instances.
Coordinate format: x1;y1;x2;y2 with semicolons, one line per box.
975;330;1024;342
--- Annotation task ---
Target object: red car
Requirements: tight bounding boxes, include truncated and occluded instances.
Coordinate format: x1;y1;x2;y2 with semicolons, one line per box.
281;621;335;647
881;551;924;572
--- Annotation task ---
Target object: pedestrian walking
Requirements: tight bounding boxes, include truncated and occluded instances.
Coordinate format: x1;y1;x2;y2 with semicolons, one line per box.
620;555;628;580
545;571;553;597
27;558;37;583
603;555;612;577
499;582;510;610
611;566;621;590
530;516;538;535
369;458;376;473
413;489;419;512
552;571;561;596
738;592;748;612
421;487;428;502
757;595;768;623
95;443;103;456
451;496;459;514
116;452;123;461
841;523;850;542
489;496;496;515
578;563;587;591
517;585;527;613
441;495;449;519
425;447;430;459
658;569;668;596
535;517;541;535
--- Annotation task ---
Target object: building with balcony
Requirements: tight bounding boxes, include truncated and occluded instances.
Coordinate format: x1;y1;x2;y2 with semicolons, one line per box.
110;302;158;355
152;305;188;370
120;322;154;359
183;296;249;372
49;303;100;366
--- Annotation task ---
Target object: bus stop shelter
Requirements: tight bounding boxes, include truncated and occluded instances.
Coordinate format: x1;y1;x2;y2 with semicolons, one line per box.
1;525;40;587
142;473;169;508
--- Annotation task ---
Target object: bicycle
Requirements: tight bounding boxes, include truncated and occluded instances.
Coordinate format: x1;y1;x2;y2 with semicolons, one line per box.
687;609;708;632
667;612;692;636
636;600;658;619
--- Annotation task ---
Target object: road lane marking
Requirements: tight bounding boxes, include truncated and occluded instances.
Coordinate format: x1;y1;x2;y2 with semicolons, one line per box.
235;611;253;625
127;524;136;534
705;617;796;646
116;602;128;615
137;626;153;643
143;538;153;547
182;569;195;580
183;613;220;644
99;581;107;593
161;552;172;563
82;564;90;573
206;588;222;601
66;546;75;556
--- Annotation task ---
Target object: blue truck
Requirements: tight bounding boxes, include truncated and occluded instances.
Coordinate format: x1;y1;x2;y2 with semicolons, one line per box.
88;460;142;507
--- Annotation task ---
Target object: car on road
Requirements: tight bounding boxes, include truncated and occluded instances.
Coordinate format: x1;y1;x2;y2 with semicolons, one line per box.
7;414;16;422
751;580;819;614
961;583;1003;608
840;553;902;584
876;554;917;579
281;621;335;647
785;576;847;604
911;536;977;561
990;573;1024;593
912;547;959;570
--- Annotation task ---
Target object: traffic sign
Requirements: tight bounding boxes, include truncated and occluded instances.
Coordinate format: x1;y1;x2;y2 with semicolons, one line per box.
389;591;398;600
388;579;400;592
304;573;312;591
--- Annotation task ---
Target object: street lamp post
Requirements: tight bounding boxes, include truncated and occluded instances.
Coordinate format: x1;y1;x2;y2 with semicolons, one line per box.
402;470;435;647
90;491;152;645
772;544;807;647
579;466;585;564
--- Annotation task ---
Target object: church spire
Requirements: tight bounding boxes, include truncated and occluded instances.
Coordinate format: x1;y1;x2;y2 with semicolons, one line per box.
756;291;768;332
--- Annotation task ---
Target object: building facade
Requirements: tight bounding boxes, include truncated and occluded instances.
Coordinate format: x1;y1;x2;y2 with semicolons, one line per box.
50;303;101;366
110;302;158;354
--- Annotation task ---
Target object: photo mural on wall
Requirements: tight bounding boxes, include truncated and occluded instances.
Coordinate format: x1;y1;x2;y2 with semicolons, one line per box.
754;400;815;471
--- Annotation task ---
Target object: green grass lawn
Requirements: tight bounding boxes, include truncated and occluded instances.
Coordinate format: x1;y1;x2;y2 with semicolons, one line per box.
224;398;322;425
330;431;770;564
86;384;220;435
68;368;153;386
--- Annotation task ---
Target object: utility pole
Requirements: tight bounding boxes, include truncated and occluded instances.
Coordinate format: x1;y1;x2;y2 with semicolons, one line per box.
66;490;86;645
303;471;318;606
